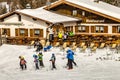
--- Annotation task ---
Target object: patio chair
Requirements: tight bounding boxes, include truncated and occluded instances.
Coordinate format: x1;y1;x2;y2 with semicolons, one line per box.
46;41;50;46
80;42;85;48
63;42;67;49
30;40;35;46
90;42;95;48
27;40;35;49
40;40;45;47
72;42;76;46
54;42;60;47
111;43;117;49
91;46;97;53
99;43;105;48
71;45;77;51
81;46;87;52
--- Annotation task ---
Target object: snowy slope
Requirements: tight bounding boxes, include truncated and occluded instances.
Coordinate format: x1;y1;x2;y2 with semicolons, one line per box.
0;44;120;80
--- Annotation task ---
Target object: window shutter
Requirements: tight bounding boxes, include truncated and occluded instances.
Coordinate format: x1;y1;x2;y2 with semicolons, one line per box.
75;26;78;32
112;26;117;33
104;26;108;33
7;29;10;36
15;29;19;36
25;29;28;36
91;26;95;33
40;29;43;37
71;26;73;32
86;26;89;33
30;29;34;37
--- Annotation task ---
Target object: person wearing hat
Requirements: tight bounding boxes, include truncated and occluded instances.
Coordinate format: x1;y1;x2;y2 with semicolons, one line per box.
38;52;44;67
33;54;39;70
58;31;63;39
49;53;56;70
66;50;77;67
19;56;27;70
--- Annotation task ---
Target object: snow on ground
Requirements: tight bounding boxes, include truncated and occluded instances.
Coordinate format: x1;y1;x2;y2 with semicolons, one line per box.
0;44;120;80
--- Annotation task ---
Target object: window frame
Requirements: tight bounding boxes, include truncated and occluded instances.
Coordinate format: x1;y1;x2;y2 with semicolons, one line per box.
72;10;77;16
95;26;104;33
20;29;25;35
34;29;40;36
65;26;72;32
117;26;120;33
78;25;86;32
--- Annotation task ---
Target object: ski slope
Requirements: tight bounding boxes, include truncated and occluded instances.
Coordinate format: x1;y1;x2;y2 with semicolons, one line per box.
0;44;120;80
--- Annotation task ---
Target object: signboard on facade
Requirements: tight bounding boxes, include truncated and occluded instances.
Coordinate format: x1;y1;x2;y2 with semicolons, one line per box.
86;19;105;23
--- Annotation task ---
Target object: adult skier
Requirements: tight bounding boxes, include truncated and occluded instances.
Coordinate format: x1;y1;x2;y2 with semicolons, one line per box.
66;50;74;70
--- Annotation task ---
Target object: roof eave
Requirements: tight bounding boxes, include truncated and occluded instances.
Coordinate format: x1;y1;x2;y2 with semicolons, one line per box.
15;11;53;24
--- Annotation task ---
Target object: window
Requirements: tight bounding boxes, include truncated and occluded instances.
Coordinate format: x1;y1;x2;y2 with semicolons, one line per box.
82;11;85;16
20;29;25;35
66;26;72;32
34;29;40;35
118;26;120;33
2;29;7;35
78;26;86;32
95;26;104;33
72;10;77;16
100;27;104;32
96;26;99;33
2;28;10;36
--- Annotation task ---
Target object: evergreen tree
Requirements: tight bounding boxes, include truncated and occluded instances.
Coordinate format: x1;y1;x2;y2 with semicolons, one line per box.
19;0;28;9
0;5;7;15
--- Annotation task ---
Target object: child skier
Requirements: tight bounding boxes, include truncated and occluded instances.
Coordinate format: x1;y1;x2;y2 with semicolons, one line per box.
19;56;27;70
49;53;56;70
38;52;44;67
33;54;39;70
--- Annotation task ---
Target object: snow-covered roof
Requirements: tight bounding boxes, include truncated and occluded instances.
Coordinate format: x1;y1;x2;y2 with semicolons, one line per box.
16;8;80;24
64;0;120;20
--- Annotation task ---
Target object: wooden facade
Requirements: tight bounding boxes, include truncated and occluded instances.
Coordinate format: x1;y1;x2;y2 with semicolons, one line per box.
75;26;89;33
15;28;28;37
48;2;120;36
0;28;10;36
0;0;120;45
30;29;43;37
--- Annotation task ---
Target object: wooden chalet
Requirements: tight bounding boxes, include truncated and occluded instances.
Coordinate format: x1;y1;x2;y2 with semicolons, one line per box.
0;0;120;46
